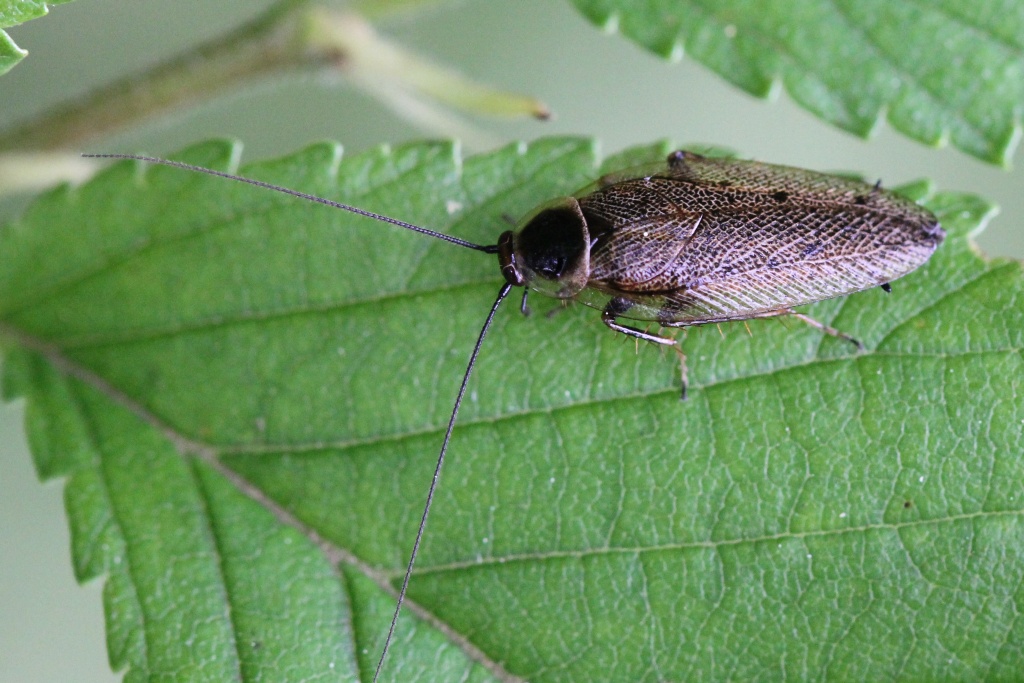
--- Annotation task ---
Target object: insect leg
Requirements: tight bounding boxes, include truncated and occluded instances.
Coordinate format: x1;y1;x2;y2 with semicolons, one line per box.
520;289;531;316
601;299;677;346
546;300;571;319
672;343;689;401
783;309;864;350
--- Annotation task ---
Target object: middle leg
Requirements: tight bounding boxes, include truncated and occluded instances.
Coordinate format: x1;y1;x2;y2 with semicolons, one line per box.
602;298;691;399
601;298;677;346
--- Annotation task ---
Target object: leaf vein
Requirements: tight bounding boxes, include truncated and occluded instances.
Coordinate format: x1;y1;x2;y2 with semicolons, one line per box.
188;460;246;682
827;0;982;143
65;377;153;676
0;153;448;322
876;261;1019;348
410;507;1024;578
904;0;1024;53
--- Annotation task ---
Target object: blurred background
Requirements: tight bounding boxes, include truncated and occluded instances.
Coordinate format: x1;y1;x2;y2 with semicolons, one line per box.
1;1;1020;681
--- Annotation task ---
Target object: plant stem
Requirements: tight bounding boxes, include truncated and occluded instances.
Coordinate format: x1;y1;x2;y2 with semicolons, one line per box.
0;1;319;152
0;0;548;154
353;0;466;21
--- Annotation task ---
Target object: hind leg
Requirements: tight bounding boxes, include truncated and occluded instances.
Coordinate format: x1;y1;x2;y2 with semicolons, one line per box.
602;301;700;401
782;310;863;350
657;307;863;399
674;308;863;350
602;299;690;399
671;341;689;401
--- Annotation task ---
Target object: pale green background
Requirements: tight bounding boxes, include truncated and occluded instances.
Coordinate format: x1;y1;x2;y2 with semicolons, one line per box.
1;1;1021;681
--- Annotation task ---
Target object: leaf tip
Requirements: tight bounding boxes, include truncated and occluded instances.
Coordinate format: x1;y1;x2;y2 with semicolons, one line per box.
993;121;1022;169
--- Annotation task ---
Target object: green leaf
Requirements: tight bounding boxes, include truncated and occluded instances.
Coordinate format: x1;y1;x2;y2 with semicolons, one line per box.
571;0;1024;166
0;26;27;76
0;0;76;75
2;139;1022;681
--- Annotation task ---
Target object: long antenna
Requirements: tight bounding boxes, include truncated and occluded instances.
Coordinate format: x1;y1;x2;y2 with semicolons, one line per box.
88;151;512;677
82;153;499;254
373;282;513;682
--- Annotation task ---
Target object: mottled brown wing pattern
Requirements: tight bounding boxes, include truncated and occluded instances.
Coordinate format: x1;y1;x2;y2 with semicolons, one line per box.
579;153;943;324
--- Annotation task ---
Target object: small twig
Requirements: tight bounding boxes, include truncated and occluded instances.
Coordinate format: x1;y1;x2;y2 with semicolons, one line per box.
0;1;313;152
0;1;548;154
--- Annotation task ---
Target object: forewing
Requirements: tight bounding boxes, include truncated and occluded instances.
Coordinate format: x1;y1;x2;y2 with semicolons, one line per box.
579;154;943;324
656;206;939;323
584;183;705;289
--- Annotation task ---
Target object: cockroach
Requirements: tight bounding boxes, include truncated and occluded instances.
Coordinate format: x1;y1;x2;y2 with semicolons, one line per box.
83;148;944;680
